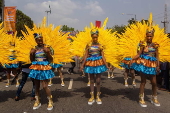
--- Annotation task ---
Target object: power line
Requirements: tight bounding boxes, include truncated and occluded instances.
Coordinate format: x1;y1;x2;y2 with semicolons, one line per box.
154;16;164;20
154;13;170;20
153;12;164;17
153;9;170;17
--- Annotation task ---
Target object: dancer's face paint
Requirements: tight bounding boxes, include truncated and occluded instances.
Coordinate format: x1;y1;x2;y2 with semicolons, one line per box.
36;37;44;46
91;34;98;43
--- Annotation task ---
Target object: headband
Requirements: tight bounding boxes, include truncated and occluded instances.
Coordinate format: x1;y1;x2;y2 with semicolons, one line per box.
91;29;99;35
33;33;42;39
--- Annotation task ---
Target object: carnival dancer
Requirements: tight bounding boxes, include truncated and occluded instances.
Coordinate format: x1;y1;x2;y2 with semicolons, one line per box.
14;17;72;110
4;46;20;87
49;63;65;87
71;18;119;105
131;29;161;107
119;13;170;107
80;29;109;105
119;36;142;87
29;34;54;110
48;31;73;87
120;57;136;87
14;63;35;101
46;44;65;87
2;35;20;88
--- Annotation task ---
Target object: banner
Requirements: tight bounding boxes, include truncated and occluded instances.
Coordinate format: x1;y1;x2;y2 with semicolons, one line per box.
4;6;16;34
95;21;101;28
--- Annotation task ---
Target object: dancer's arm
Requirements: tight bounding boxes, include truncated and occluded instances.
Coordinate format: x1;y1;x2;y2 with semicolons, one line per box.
155;47;160;72
30;48;36;62
80;48;89;70
101;50;109;69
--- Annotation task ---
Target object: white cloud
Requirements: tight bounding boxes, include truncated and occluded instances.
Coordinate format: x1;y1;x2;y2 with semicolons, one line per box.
59;18;79;24
118;0;133;4
85;1;104;16
24;0;80;26
25;0;78;15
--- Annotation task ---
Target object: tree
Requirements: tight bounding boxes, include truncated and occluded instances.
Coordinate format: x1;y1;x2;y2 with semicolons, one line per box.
108;25;126;34
0;0;2;6
60;25;74;31
0;0;2;23
16;9;33;37
127;18;136;25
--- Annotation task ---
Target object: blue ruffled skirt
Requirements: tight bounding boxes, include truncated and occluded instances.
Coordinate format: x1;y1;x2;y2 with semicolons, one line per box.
120;57;132;69
29;61;55;80
50;63;63;68
131;55;157;75
84;56;107;74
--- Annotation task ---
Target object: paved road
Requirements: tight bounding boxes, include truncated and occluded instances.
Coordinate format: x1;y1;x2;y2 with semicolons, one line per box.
0;64;170;113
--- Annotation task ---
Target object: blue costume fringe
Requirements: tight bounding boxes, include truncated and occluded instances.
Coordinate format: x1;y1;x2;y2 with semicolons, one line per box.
86;56;103;61
120;57;132;69
84;56;107;74
50;63;63;68
4;64;19;68
29;61;55;80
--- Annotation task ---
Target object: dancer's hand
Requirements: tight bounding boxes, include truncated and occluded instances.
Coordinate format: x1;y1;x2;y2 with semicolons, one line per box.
80;66;84;71
129;60;133;66
156;67;160;74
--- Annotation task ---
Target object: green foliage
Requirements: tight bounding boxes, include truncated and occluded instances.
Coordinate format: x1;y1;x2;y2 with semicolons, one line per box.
108;25;126;34
0;0;2;23
16;9;33;37
127;18;136;25
0;2;1;7
61;25;74;31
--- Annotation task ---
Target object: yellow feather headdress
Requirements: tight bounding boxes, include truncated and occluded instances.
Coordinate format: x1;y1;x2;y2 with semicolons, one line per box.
118;13;170;62
15;17;73;64
70;18;121;68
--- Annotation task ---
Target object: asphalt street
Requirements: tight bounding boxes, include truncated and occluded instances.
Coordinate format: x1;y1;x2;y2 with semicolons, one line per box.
0;64;170;113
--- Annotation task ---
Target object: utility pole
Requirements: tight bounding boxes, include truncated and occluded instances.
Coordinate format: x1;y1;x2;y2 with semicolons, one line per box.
45;5;51;26
161;4;169;33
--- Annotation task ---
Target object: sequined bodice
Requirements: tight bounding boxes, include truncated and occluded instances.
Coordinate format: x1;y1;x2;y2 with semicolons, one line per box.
143;46;156;57
88;45;101;57
35;49;47;61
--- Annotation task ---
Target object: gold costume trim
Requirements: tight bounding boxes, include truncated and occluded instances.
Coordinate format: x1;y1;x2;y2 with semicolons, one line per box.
85;59;104;66
132;58;157;68
29;65;52;70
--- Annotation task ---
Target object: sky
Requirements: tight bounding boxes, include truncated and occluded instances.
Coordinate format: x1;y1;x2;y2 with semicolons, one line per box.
5;0;170;32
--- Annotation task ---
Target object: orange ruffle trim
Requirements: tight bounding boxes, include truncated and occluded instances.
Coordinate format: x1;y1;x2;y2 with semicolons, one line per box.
132;58;157;68
85;59;104;66
29;65;52;70
122;60;131;65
